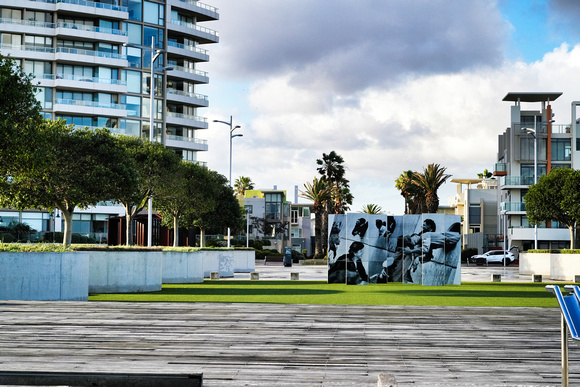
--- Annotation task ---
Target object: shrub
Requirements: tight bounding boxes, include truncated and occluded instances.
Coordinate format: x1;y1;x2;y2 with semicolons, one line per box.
249;239;263;250
0;233;14;243
261;239;272;247
291;249;305;263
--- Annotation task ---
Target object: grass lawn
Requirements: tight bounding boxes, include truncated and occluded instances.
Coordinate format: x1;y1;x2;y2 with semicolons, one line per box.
89;280;562;308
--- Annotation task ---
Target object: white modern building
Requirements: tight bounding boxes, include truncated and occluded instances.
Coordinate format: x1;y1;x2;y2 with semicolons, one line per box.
0;0;218;242
495;92;575;251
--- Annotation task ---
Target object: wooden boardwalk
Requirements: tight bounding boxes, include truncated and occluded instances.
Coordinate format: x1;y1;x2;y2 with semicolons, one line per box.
0;301;578;386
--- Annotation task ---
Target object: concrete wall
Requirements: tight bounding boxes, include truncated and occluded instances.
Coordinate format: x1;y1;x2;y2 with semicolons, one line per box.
0;252;89;301
162;251;204;284
89;251;163;293
519;253;551;276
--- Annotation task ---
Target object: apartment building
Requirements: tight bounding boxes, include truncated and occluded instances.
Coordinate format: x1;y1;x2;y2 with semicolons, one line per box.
495;92;575;251
240;187;313;255
0;0;218;241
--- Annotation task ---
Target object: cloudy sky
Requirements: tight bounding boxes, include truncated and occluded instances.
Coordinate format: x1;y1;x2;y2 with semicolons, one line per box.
200;0;580;213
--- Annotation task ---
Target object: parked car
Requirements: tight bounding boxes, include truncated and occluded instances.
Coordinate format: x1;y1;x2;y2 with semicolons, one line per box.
468;250;516;266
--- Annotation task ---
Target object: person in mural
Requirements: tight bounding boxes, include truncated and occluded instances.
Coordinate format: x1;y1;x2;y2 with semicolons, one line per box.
328;241;369;285
351;218;369;239
372;217;403;283
421;220;462;285
328;220;342;263
403;218;436;284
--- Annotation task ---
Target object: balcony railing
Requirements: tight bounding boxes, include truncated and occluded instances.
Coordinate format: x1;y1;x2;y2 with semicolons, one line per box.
55;98;126;110
501;202;526;212
166;112;207;122
55;74;126;85
170;19;219;38
503;176;535;186
0;18;53;28
168;41;208;56
56;46;126;60
56;22;127;36
29;0;128;12
166;135;207;144
177;0;218;14
170;65;208;78
167;89;208;100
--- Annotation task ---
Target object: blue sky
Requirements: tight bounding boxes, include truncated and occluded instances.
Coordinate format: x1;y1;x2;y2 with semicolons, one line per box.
202;0;580;213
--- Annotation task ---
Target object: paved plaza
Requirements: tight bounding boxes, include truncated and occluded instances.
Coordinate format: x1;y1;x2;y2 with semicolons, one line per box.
0;264;577;386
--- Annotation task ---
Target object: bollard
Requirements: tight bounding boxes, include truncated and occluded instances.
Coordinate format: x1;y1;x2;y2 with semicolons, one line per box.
575;275;580;284
290;272;299;281
210;272;219;280
492;274;501;282
250;272;259;280
533;274;543;283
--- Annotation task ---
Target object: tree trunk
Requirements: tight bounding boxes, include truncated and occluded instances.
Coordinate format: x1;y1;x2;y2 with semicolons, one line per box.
314;211;322;258
60;204;75;247
570;225;575;249
122;203;135;246
321;211;328;255
173;214;179;247
199;228;206;247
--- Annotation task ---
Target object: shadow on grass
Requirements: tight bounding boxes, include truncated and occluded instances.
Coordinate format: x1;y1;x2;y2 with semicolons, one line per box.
144;287;343;296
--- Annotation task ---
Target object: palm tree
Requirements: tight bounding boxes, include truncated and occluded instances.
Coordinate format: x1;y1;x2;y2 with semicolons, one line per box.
412;163;451;213
361;204;383;214
395;170;425;214
298;177;330;258
234;176;254;195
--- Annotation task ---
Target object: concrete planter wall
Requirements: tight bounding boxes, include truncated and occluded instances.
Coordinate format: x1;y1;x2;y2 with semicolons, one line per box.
202;250;235;278
232;250;255;273
89;251;163;293
519;253;551;276
162;251;204;284
550;254;580;281
0;252;89;301
520;252;580;281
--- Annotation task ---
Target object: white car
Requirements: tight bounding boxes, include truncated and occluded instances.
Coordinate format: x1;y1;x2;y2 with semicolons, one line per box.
469;250;516;266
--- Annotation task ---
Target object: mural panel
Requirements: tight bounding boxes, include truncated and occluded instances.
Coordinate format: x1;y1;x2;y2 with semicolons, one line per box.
327;213;462;286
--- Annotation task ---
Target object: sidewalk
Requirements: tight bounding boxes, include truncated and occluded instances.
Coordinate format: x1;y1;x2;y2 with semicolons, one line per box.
234;261;567;283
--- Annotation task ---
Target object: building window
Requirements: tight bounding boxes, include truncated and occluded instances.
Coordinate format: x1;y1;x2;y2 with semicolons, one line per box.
520;164;547;185
520;137;546;161
291;209;298;224
551;139;571;161
265;193;282;220
144;1;164;25
245;205;253;214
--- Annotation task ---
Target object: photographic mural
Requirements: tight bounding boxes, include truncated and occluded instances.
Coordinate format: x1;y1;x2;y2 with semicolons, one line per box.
327;214;461;286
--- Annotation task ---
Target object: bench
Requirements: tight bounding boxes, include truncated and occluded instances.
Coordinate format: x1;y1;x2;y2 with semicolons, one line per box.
546;285;580;386
0;371;203;386
264;255;284;265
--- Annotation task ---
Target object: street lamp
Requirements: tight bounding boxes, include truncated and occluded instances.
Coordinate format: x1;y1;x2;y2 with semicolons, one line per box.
124;38;172;247
522;118;554;250
213;116;242;247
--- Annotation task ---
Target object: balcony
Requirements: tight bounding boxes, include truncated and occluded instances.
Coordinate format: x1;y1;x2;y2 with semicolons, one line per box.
168;19;219;44
169;0;219;21
167;41;210;62
493;162;506;176
53;74;126;93
55;22;128;43
0;43;55;61
501;201;526;213
166;89;209;107
54;98;127;116
502;176;534;187
166;112;208;128
54;0;128;19
165;135;208;151
169;65;209;84
55;47;127;67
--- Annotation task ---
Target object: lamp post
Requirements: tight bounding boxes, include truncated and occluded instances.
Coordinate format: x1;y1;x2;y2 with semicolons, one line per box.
213;116;242;247
522;118;555;250
124;38;172;247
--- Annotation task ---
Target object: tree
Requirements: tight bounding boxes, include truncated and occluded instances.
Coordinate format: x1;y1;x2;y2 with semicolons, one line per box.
156;162;217;247
395;170;425;214
0;122;136;246
412;163;451;213
361;204;383;214
526;167;580;248
299;177;330;258
316;151;353;254
0;54;43;177
234;176;254;195
115;136;181;245
477;169;493;179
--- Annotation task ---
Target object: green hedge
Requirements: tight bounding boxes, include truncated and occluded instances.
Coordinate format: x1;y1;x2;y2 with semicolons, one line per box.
527;249;580;254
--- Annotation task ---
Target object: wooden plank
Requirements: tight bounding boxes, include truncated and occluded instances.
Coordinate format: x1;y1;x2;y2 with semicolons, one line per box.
0;371;202;386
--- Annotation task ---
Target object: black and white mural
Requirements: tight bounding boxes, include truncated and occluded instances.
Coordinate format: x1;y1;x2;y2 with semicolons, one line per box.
327;214;461;285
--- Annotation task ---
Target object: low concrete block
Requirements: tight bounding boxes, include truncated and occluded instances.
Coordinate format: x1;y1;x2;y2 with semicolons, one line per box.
492;274;501;282
575;275;580;283
291;272;299;280
250;272;259;280
210;271;220;280
533;274;543;283
377;373;397;387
